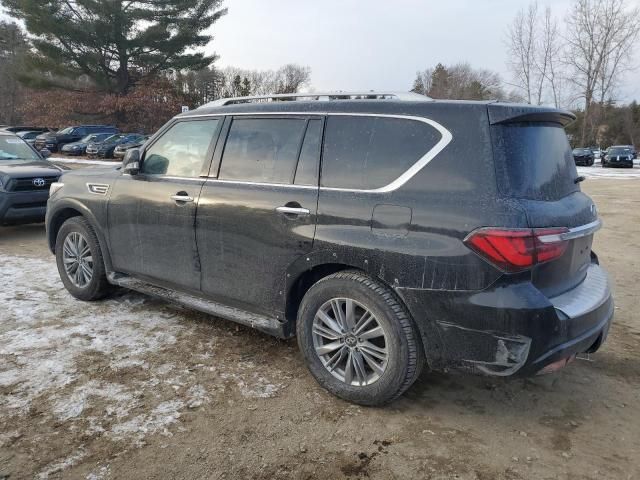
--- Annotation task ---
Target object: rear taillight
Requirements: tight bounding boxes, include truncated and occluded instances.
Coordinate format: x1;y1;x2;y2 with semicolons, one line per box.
464;227;569;273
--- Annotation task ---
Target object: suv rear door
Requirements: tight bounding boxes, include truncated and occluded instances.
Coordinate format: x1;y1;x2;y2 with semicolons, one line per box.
197;115;322;317
107;118;222;291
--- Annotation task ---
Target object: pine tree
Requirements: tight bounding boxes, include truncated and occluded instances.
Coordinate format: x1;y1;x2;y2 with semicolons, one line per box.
429;63;450;99
411;74;426;95
4;0;227;94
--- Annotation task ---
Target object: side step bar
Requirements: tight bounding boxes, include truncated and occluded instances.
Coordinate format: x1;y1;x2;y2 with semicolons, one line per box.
107;273;290;338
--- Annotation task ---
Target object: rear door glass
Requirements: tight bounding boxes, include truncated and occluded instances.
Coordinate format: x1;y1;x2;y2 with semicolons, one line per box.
219;117;307;184
491;122;579;201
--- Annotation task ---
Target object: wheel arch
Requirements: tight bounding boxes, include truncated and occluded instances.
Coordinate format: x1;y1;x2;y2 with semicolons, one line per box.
47;199;113;271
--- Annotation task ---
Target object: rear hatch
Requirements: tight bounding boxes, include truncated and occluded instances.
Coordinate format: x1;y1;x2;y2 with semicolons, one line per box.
489;108;599;297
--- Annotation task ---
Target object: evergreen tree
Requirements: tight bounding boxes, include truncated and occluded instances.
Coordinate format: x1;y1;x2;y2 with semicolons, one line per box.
429;63;450;99
4;0;227;94
0;21;28;124
411;74;426;95
241;77;252;96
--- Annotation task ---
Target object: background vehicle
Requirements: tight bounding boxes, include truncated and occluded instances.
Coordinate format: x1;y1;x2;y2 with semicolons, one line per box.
34;125;118;152
602;145;634;168
588;146;601;159
114;135;149;159
573;147;595;166
61;133;114;156
86;133;146;159
46;93;613;406
16;130;43;146
0;132;63;225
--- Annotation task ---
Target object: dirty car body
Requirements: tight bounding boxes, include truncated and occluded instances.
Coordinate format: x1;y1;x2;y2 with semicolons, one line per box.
46;94;614;403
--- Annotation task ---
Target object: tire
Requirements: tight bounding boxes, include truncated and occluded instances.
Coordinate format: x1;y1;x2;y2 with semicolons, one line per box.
55;216;111;301
297;270;425;406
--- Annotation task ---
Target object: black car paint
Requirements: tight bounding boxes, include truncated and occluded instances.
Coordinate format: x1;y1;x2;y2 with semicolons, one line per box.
46;99;613;377
572;148;595;166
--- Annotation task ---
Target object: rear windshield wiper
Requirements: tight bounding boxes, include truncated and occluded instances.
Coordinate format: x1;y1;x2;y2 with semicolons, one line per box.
574;175;586;184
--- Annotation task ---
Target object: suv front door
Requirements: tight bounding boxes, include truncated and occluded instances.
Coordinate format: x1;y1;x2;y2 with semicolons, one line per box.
197;115;322;318
107;118;221;291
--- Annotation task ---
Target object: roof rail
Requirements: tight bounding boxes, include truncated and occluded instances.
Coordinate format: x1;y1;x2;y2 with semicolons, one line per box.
199;91;432;108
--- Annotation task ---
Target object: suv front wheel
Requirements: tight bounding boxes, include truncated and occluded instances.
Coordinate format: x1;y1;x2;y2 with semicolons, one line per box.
297;271;424;406
55;217;111;301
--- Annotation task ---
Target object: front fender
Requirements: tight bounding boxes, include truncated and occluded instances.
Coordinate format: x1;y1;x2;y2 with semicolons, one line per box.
46;196;113;272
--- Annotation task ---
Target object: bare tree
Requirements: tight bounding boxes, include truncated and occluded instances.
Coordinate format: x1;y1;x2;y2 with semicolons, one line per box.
273;64;311;94
565;0;640;145
538;7;564;108
507;1;541;104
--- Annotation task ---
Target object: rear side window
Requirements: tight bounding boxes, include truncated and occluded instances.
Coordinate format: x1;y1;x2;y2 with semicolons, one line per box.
321;116;441;190
220;118;307;183
491;122;578;201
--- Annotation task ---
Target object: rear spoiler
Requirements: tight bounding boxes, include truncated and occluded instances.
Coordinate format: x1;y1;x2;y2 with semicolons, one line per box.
488;103;576;127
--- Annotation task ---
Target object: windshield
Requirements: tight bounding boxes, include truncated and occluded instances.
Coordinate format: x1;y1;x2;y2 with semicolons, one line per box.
104;134;126;144
609;147;632;155
492;122;579;201
573;148;590;154
81;134;99;143
58;127;74;135
0;136;41;162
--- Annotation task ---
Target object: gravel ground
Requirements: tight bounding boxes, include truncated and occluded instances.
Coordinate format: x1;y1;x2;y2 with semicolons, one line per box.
0;178;638;480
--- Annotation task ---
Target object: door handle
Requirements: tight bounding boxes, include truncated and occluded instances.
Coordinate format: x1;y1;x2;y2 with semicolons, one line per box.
276;206;310;216
171;194;194;203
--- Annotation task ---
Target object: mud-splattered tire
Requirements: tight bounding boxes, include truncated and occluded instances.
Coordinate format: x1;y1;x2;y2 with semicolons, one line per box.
55;216;111;301
297;270;425;406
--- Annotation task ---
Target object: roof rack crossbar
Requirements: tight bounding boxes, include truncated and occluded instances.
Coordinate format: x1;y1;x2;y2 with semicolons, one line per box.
200;91;432;108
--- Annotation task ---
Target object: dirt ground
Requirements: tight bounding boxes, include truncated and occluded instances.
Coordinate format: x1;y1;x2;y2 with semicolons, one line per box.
0;177;638;480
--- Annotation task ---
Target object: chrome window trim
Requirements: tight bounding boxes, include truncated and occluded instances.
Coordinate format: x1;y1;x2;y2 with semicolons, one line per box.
204;178;317;190
537;219;602;243
180;112;453;193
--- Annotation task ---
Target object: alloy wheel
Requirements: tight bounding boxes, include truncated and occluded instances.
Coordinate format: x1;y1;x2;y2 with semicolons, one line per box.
62;231;93;288
312;298;389;386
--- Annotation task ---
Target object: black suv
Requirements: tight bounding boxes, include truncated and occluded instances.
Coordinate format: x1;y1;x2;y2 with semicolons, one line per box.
35;125;119;152
0;132;63;225
46;93;614;405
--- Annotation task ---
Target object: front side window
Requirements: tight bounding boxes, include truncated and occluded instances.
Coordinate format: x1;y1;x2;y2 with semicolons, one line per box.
219;118;307;183
321;116;441;190
142;119;219;177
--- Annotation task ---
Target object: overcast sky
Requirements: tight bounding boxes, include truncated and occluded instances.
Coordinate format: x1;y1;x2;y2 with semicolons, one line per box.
210;0;640;102
2;0;639;102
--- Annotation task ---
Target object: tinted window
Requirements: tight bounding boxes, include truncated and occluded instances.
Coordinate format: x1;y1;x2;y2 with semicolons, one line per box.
492;122;578;201
142;119;219;177
294;119;322;185
321;116;441;189
220;118;307;183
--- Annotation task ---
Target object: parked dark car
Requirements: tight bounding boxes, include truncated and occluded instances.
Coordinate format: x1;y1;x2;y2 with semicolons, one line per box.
61;133;114;156
34;125;119;152
0;131;64;225
602;146;634;168
113;135;149;159
572;147;595;166
86;133;146;159
46;92;613;405
15;130;43;146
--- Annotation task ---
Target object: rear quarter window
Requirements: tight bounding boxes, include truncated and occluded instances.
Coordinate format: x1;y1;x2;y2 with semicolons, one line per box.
321;115;441;190
491;122;579;201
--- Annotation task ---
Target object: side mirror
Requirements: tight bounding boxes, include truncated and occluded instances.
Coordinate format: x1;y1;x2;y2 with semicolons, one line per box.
122;148;141;175
40;148;51;159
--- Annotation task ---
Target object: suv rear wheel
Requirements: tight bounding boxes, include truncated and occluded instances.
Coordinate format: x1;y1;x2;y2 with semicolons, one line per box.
297;271;424;406
55;217;111;301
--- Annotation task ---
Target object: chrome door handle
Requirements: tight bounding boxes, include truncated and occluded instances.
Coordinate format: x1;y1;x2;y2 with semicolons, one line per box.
276;206;310;216
171;195;194;203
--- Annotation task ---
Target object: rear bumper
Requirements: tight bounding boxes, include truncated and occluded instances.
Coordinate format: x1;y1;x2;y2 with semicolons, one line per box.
0;190;49;225
398;262;613;377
